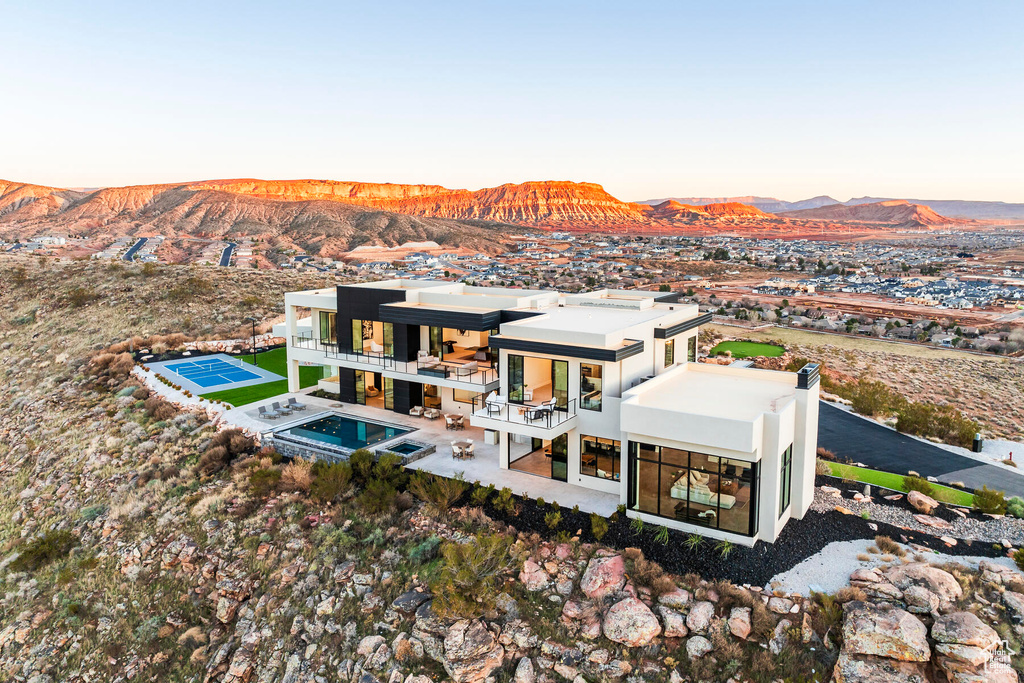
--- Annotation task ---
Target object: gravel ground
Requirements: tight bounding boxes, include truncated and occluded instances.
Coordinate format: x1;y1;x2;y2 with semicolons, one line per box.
768;538;1019;596
809;480;1024;545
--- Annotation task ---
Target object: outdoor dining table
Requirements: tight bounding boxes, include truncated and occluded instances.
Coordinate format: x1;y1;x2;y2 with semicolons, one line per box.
452;440;474;459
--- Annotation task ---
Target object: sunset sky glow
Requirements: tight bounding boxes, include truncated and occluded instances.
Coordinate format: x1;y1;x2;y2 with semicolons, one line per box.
2;1;1022;202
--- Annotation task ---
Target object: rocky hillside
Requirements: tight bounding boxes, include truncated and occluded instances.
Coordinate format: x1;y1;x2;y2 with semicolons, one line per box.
645;200;770;222
0;180;513;257
778;200;968;229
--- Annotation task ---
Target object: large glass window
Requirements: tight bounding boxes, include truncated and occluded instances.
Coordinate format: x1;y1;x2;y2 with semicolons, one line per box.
429;326;443;358
687;336;697;362
779;444;793;518
319;312;336;343
351;319;363;353
628;442;759;537
581;363;603;411
452;388;476;404
552;360;568;410
383;322;394;357
665;339;675;366
423;384;441;409
581;436;620;480
383;377;394;410
354;369;366;404
508;354;525;403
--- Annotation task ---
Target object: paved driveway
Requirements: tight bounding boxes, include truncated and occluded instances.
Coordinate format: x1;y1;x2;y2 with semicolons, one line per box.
818;402;1024;498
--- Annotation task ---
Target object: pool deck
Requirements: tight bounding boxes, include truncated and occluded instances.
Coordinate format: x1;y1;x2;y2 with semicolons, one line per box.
222;392;620;516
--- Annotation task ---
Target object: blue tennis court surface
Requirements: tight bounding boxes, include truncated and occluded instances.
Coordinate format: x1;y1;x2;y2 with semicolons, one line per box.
148;353;285;393
166;358;262;388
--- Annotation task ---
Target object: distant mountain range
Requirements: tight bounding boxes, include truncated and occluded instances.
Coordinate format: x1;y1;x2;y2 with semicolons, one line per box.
638;194;1024;220
0;177;1005;257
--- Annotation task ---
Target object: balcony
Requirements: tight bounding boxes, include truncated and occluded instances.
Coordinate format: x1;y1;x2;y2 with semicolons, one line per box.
470;395;578;438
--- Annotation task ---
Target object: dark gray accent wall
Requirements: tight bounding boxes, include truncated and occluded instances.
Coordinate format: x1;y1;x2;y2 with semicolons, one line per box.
379;304;502;331
653;313;713;339
796;363;820;389
392;323;421;363
489;336;644;362
335;285;407;350
337;367;356;404
500;309;544;323
392;379;421;415
654;292;681;303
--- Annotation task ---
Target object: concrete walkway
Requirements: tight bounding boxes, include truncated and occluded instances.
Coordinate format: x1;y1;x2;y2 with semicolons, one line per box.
818;402;1024;498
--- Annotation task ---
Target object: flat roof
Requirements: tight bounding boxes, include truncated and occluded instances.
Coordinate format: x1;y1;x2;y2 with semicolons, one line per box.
632;364;796;422
506;305;671;335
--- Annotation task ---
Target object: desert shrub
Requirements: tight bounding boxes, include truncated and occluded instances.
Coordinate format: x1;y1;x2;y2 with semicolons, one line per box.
470;483;495;507
144;396;177;421
590;513;609;541
811;592;844;637
132;386;150;400
494;487;517;515
974;485;1006;515
140;262;158;277
816;447;837;460
874;535;906;558
360;480;398;515
86;352;136;383
834;586;866;603
349;449;375;484
407;536;441;564
280;458;313;493
248;468;281;497
11;530;79;572
200;429;255;474
544;510;562;530
166;276;214;301
408;472;469;517
199;446;230;474
895;401;979;448
848;380;896;416
1014;549;1024;572
309;461;352;503
630;554;665;588
1005;496;1024;519
430;533;512;618
902;475;936;498
815;459;832;476
67;286;99;308
80;505;106;521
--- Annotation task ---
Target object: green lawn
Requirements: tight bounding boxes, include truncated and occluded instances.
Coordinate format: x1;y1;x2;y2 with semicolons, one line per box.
824;461;976;507
201;347;322;407
709;340;786;359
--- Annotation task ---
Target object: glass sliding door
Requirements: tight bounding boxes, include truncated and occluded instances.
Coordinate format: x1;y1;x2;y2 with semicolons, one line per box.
552;360;568;410
508;354;525;403
354;369;366;405
550;433;568;482
383;377;394;410
319;312;336;344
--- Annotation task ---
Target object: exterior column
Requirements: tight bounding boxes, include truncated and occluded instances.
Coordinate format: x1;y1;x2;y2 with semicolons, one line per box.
288;359;301;393
791;365;821;518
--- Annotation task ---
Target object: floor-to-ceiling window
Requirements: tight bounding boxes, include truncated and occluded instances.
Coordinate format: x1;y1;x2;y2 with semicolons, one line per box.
351;319;363;354
581;363;603;411
779;444;793;518
319;312;336;344
628;442;759;537
509;433;568;482
429;326;443;358
665;339;675;366
383;322;394;357
354;369;366;404
423;384;441;410
687;336;697;362
550;433;568;481
508;354;525;403
383;377;394;411
581;435;619;480
552;360;568;410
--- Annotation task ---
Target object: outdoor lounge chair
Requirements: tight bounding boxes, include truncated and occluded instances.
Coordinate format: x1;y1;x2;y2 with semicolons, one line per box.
271;401;292;416
525;399;556;423
409;405;424;417
257;405;278;420
287;397;307;411
485;394;506;416
455;361;478;377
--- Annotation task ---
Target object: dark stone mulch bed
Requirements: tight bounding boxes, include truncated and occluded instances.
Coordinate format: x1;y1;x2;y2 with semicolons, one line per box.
468;475;1004;587
817;473;986;524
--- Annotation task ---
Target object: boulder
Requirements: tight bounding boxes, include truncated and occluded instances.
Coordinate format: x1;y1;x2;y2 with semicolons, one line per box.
519;560;550;592
657;606;688;638
579;554;626;599
931;612;1000;667
685;635;713;659
768;596;794;614
842;602;930;662
442;620;504;683
512;657;535;683
685;601;715;633
728;607;752;640
833;652;928;683
1003;591;1024;624
657;588;690;610
602;597;661;647
907;490;938;515
392;590;431;615
883;563;962;613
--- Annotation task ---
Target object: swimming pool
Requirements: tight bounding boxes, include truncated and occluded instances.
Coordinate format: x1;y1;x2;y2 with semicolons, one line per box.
165;358;262;388
279;414;412;451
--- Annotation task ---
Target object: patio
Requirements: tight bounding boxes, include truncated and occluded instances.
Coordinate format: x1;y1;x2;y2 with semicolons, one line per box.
222;392;619;516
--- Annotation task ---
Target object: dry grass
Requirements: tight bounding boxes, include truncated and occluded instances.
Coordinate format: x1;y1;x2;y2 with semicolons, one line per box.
280;458;313;493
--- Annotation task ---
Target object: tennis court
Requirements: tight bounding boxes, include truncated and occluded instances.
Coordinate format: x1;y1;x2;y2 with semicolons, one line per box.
148;353;285;394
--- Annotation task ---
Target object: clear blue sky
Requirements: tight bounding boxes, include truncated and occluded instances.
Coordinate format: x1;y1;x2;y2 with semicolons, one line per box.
2;1;1022;202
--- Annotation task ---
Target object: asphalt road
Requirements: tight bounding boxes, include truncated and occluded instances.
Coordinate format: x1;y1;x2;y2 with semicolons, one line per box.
219;242;236;266
818;401;1024;498
122;237;147;261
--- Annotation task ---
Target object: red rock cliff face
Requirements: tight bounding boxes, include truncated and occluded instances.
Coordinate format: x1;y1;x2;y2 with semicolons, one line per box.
778;200;965;228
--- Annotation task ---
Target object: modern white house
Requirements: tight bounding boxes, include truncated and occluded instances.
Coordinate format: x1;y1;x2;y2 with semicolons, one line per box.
282;279;819;545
